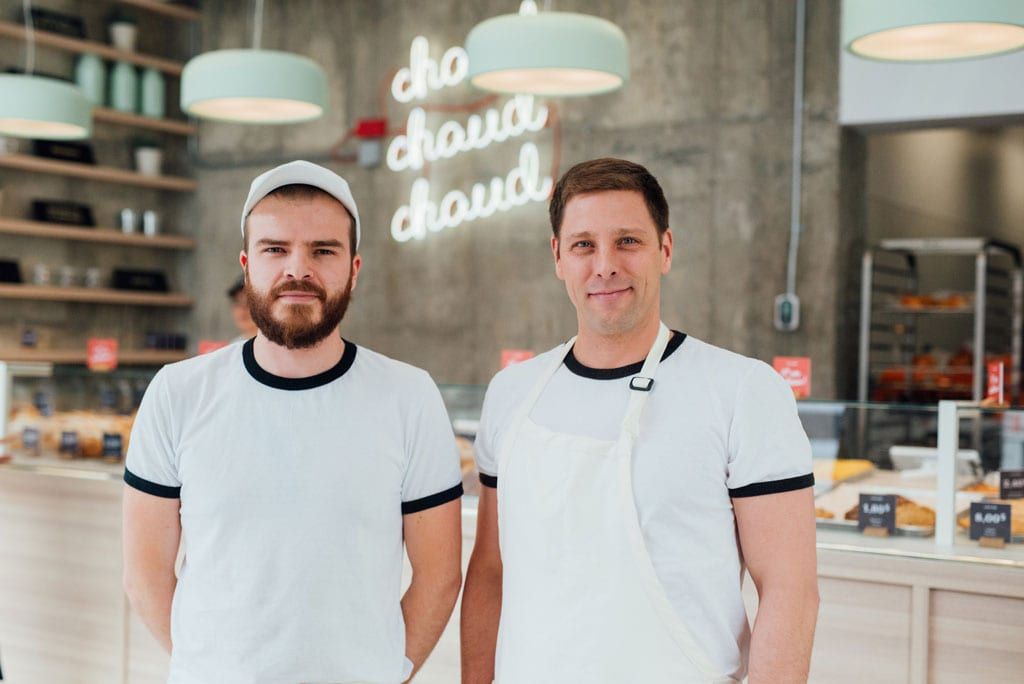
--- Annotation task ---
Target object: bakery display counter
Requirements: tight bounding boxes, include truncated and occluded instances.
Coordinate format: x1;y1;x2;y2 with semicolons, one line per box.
4;379;1022;682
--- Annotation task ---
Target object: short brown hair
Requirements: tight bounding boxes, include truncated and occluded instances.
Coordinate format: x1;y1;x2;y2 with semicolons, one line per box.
243;184;357;255
549;158;669;240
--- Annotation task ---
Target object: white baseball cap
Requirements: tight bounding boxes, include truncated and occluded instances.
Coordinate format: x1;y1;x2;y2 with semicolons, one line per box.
241;160;361;248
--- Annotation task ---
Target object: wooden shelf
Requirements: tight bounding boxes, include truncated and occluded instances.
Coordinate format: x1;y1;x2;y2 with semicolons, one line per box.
0;218;195;250
0;154;197;192
0;284;192;307
94;108;195;136
0;348;187;364
116;0;201;23
0;21;184;76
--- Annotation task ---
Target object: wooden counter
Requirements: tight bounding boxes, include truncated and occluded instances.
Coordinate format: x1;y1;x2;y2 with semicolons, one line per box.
1;467;1021;683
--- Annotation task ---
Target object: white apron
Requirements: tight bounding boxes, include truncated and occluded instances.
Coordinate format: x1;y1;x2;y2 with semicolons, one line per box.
495;323;737;684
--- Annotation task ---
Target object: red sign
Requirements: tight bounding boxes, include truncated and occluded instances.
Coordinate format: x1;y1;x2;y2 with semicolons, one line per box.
501;349;534;369
987;361;1005;404
87;338;119;372
773;356;811;399
198;340;230;355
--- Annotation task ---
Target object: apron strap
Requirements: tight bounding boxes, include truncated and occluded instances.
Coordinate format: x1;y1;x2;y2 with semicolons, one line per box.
620;322;671;441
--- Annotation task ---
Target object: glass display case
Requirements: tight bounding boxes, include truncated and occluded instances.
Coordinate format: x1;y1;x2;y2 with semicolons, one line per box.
0;360;156;476
439;383;485;498
799;399;1023;553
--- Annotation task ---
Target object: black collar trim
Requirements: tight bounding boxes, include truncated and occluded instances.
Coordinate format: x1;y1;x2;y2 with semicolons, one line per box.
242;337;357;390
564;331;687;380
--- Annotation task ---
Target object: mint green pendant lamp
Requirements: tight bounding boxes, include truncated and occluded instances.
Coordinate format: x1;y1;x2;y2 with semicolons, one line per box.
0;74;92;139
465;2;628;97
843;0;1024;62
0;0;91;139
180;0;327;123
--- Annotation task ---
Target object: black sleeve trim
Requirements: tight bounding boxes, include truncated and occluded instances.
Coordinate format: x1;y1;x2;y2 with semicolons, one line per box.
729;473;815;498
479;472;498;488
124;469;181;499
402;483;464;514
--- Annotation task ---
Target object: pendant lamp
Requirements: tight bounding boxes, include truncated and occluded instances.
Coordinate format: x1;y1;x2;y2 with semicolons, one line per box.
180;0;327;123
843;0;1024;62
0;0;91;139
465;2;628;97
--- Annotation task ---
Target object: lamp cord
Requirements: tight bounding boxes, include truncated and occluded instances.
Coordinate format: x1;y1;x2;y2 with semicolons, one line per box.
786;0;806;297
252;0;264;50
22;0;35;75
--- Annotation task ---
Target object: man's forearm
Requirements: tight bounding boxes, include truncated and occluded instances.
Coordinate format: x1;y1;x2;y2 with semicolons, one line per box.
460;560;502;684
125;572;176;653
748;584;819;683
402;570;461;680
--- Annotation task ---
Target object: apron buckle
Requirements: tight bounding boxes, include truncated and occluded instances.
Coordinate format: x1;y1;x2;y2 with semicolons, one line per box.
629;376;654;392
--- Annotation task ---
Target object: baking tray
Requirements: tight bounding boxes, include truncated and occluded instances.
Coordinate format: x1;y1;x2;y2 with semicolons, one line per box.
814;517;935;538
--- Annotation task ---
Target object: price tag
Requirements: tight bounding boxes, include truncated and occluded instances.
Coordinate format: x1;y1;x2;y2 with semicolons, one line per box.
87;338;119;372
773;357;812;399
858;494;896;536
1000;470;1024;500
198;340;229;355
969;502;1012;546
986;361;1005;404
33;390;53;417
22;427;40;453
59;431;79;457
102;433;123;461
500;349;534;369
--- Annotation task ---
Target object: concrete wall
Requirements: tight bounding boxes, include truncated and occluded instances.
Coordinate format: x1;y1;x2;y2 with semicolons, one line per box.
189;0;847;394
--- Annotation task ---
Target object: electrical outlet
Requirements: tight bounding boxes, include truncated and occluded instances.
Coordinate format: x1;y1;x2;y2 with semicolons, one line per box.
774;293;800;331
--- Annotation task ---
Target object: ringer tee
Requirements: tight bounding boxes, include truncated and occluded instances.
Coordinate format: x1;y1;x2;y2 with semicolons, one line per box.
126;339;462;684
475;333;813;681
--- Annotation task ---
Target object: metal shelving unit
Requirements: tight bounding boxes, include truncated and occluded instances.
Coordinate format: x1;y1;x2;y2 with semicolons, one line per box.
858;238;1023;403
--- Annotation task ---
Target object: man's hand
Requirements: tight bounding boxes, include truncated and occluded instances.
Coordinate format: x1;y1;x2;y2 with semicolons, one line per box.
122;486;181;653
402;497;462;680
461;486;502;684
734;486;819;683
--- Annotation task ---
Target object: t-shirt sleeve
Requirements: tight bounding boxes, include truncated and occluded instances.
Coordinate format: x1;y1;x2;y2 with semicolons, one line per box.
473;379;503;487
726;360;814;497
401;373;463;514
124;369;182;498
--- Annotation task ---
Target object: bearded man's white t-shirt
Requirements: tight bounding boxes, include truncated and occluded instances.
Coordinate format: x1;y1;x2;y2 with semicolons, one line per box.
126;339;462;684
475;332;813;682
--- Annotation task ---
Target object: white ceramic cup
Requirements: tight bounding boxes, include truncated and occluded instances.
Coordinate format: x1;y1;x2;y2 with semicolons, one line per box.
109;22;138;52
134;147;163;177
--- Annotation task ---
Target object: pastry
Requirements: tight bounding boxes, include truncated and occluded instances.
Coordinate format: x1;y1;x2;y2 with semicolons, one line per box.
831;459;873;482
814;507;834;520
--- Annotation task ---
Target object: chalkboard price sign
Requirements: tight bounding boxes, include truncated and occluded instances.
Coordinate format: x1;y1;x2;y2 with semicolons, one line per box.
859;494;896;535
22;427;40;454
1000;470;1024;500
969;502;1012;545
59;431;79;457
102;433;124;461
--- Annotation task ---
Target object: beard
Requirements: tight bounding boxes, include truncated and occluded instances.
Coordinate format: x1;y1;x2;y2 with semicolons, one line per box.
245;273;353;349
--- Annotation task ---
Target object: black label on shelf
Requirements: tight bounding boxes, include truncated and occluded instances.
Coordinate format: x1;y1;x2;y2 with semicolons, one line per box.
59;431;78;455
1000;470;1024;500
21;427;39;452
858;494;896;534
969;502;1012;542
102;433;123;460
32;391;51;417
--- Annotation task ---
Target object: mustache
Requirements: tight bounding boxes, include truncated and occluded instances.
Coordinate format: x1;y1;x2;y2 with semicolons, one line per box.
270;281;325;300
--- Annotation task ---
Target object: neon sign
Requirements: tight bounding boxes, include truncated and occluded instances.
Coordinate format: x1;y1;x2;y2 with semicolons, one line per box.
391;142;552;242
386;96;548;172
388;24;552;242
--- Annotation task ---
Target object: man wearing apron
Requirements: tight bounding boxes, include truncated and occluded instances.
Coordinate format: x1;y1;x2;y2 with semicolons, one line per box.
462;158;819;683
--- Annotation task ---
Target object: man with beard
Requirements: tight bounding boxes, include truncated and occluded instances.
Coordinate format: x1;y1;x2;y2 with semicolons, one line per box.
122;161;463;684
